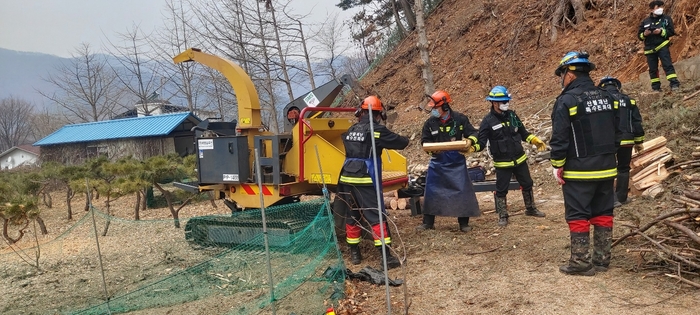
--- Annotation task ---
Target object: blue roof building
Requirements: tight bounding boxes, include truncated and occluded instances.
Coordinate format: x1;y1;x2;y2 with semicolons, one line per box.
34;112;201;164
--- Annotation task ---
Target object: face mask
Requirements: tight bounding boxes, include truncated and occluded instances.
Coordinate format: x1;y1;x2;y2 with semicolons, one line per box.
430;109;440;118
653;8;663;15
499;103;509;111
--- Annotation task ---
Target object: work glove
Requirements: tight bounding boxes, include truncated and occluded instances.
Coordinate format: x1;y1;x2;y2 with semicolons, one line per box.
531;136;547;152
634;143;644;153
552;167;565;185
460;146;476;154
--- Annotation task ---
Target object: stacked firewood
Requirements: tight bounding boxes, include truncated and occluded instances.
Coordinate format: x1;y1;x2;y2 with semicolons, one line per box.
629;136;673;198
383;190;409;210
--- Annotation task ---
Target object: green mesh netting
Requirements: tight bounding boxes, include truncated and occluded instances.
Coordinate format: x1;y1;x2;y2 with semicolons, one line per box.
0;198;345;315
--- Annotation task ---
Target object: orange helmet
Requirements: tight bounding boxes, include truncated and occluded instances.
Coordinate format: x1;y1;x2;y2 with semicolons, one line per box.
428;90;452;108
360;96;383;111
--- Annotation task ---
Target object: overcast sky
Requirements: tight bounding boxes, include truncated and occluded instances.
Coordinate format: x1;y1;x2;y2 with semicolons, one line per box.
0;0;354;57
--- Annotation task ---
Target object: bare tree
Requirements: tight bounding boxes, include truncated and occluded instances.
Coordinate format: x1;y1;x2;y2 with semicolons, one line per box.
0;97;34;152
551;0;586;42
39;43;122;123
283;12;317;89
106;25;165;116
29;108;67;143
414;0;435;98
312;14;351;81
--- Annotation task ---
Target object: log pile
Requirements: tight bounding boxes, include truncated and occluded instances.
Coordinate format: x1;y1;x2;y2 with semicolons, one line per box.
630;136;673;198
383;190;410;210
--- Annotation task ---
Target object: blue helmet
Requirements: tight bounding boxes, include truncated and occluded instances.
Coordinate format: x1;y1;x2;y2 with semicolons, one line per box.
598;76;622;89
555;51;596;76
486;85;511;102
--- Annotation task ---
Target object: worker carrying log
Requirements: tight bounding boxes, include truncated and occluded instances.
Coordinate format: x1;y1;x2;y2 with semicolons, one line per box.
416;90;481;233
551;51;621;276
477;85;547;227
334;96;409;269
598;76;645;207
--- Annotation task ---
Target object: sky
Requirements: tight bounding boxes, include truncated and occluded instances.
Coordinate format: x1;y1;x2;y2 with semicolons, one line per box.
0;0;355;57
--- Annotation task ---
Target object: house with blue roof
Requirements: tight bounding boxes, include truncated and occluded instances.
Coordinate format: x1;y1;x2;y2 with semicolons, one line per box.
34;112;201;164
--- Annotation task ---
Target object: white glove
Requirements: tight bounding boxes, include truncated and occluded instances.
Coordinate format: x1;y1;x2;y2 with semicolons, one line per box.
552;167;565;185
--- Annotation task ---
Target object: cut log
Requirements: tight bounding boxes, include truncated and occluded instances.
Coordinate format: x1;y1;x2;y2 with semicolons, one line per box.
389;199;398;210
383;190;398;198
632;162;664;182
422;139;470;152
633;166;668;190
677;195;700;207
631;148;672;169
384;197;395;209
631;136;667;158
693;152;700;159
684;190;700;201
642;183;664;198
397;198;407;210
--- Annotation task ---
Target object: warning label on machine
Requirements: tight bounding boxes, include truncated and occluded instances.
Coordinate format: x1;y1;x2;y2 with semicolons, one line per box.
198;139;214;150
310;173;332;183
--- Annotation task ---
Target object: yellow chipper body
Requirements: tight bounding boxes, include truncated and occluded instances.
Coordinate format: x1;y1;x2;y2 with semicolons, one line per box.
172;48;408;246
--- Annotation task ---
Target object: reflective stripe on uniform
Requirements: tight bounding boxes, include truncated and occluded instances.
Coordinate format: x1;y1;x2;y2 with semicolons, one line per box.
634;136;645;142
346;237;361;245
339;176;373;184
551;158;566;168
613;100;619;110
468;135;478;145
563;168;617;180
494;153;528;168
374;237;391;246
569;106;577;116
630;99;637;106
374;131;380;138
473;143;481;151
620;140;635;145
667;73;678;80
650;78;661;83
644;40;670;55
526;134;535;143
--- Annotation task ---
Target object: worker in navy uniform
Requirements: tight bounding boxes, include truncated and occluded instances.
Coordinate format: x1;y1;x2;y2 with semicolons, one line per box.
477;85;547;227
598;76;645;207
335;95;409;269
638;0;680;91
551;51;621;276
416;90;481;232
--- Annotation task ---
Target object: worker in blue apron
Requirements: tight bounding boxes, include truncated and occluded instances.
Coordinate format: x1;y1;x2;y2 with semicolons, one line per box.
417;90;481;232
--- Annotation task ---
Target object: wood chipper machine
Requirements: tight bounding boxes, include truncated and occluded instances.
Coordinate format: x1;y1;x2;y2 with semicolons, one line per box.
171;48;409;247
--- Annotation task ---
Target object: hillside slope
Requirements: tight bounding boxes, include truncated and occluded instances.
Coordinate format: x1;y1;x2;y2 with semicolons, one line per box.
352;0;699;161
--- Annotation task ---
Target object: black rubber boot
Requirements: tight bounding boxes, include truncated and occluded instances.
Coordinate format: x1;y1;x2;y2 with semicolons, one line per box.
523;189;545;217
495;195;509;227
592;226;613;272
559;232;596;276
616;171;630;204
458;217;472;232
378;245;401;270
416;214;435;231
349;244;362;265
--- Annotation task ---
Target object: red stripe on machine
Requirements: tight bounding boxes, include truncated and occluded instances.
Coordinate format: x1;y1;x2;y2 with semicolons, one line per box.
261;185;273;196
241;184;256;195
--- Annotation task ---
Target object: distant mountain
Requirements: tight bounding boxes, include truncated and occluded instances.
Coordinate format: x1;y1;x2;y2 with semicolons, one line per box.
0;48;68;108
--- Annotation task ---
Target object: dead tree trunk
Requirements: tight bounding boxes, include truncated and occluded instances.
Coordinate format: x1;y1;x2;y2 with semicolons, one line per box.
66;188;74;220
550;0;586;42
154;183;181;228
414;0;435;97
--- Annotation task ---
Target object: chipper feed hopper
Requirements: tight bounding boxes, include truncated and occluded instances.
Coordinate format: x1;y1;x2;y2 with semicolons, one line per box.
172;48;409;247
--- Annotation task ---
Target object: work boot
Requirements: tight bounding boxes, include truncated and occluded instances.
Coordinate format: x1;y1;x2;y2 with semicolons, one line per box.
616;171;630;204
495;195;509;227
416;214;435;231
349;244;362;265
592;226;613;272
522;189;546;217
377;245;401;270
458;217;472;232
559;232;596;276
